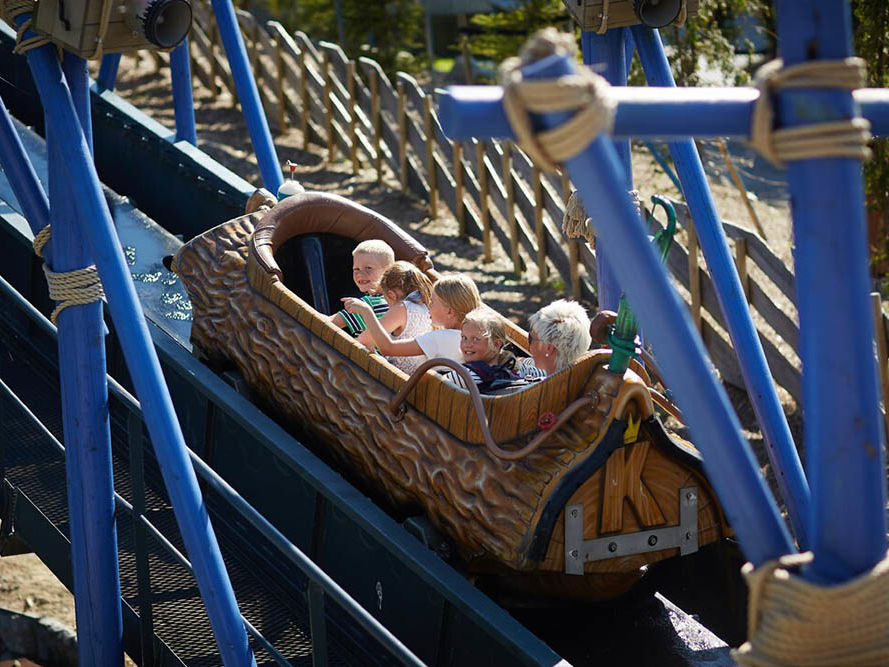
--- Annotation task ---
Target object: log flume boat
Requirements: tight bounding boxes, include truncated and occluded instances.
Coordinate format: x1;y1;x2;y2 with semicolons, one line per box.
171;190;729;602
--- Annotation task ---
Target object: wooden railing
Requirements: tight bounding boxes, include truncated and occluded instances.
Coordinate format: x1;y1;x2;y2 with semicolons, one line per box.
176;5;889;410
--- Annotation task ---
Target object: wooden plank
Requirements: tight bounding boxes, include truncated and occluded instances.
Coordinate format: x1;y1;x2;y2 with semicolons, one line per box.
424;96;438;218
687;223;702;332
734;238;750;302
397;81;408;192
532;166;546;285
454;141;465;236
501;141;520;274
322;52;336;162
346;61;359;172
476;140;492;260
748;279;799;352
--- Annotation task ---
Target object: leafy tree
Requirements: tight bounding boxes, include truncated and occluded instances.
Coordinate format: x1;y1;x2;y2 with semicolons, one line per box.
260;0;425;75
467;0;570;69
852;0;889;273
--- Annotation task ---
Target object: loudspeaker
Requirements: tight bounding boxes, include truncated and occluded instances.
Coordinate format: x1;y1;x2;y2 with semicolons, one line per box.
633;0;682;28
33;0;192;57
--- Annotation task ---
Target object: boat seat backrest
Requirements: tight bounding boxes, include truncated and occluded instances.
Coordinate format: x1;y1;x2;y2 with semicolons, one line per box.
251;191;434;279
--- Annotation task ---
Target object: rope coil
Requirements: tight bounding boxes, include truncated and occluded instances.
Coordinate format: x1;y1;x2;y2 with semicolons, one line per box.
733;550;889;666
499;28;615;173
750;58;872;167
562;188;641;245
1;0;49;53
33;226;106;324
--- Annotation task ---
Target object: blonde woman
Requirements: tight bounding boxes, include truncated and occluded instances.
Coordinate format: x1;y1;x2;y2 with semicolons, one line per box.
527;300;592;374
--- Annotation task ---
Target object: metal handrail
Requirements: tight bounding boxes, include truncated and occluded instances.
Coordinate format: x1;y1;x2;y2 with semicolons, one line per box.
0;275;424;666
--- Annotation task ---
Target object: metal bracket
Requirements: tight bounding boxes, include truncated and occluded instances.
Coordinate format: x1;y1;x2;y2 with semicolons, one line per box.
564;486;699;575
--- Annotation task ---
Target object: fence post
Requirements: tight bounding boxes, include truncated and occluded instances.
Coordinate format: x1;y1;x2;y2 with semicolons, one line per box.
561;169;580;298
502;141;520;275
274;37;286;134
209;23;221;95
369;67;382;183
474;140;491;258
397;81;407;192
298;48;309;150
687;222;702;331
347;60;359;173
532;164;546;285
322;52;336;162
735;238;750;303
424;95;438;219
871;293;889;440
454;141;466;237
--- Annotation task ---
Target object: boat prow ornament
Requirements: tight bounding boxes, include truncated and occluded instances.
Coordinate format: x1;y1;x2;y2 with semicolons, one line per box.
171;190;729;602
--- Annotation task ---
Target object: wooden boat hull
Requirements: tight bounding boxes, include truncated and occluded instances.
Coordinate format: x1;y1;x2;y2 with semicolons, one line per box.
172;192;727;601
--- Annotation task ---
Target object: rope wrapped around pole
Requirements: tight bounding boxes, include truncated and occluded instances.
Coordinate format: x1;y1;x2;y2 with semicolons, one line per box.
562;187;641;245
734;550;889;666
499;28;616;174
0;0;49;53
34;226;106;324
750;58;872;167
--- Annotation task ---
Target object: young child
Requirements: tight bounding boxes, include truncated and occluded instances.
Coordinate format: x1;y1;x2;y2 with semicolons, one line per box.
329;239;395;336
341;273;480;366
357;261;434;374
446;306;546;391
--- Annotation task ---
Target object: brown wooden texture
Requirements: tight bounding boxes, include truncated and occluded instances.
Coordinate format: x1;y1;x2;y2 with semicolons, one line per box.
173;213;725;597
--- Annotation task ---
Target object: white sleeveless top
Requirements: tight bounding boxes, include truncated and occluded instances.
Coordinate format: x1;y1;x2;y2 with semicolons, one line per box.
387;299;433;375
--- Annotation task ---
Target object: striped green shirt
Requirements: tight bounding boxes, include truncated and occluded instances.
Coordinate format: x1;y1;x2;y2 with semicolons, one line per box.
337;294;388;335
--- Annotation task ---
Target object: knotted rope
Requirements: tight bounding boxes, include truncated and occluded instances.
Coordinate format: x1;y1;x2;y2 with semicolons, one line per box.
499;28;615;173
33;226;106;324
750;58;872;167
1;0;49;54
562;188;642;245
733;550;889;666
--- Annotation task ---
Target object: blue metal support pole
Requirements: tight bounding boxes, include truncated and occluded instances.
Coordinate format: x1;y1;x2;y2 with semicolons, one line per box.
774;1;886;582
444;53;794;567
50;52;123;666
209;0;282;193
631;25;811;548
0;94;50;232
582;29;628;311
170;38;198;145
16;24;256;664
97;53;121;92
437;87;889;141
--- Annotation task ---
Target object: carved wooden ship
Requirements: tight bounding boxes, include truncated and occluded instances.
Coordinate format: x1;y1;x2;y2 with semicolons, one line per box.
171;191;729;601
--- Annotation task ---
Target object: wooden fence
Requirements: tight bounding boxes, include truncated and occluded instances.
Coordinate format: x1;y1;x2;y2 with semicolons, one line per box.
175;4;889;410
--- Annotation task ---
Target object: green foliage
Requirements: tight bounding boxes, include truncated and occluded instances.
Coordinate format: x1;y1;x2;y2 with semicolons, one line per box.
660;0;771;86
467;0;570;69
853;0;889;215
261;0;426;76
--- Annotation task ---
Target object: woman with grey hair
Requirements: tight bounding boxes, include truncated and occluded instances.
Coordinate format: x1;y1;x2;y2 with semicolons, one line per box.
527;299;592;374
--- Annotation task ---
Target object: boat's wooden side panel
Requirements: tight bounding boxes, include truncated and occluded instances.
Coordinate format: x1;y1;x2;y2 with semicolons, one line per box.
174;218;609;568
173;215;725;592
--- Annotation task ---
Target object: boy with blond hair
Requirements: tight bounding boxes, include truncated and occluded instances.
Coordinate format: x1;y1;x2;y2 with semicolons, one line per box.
330;240;395;335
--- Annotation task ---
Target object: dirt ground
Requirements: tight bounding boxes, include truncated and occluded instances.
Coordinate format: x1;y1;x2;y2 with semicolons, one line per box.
1;51;799;660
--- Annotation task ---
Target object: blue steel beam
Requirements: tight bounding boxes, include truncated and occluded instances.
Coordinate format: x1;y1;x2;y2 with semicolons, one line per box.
170;38;198;145
444;53;794;567
208;0;282;193
15;22;257;665
97;54;121;92
438;86;889;141
774;1;887;583
582;29;628;311
50;52;124;666
0;95;49;233
632;26;810;548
